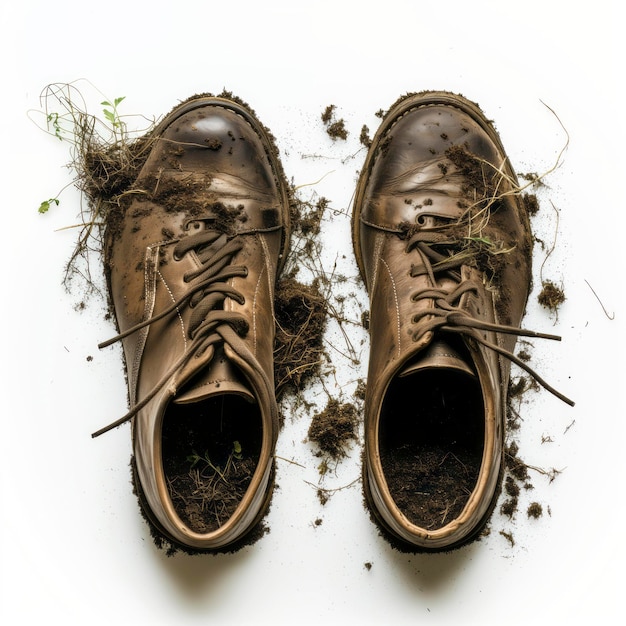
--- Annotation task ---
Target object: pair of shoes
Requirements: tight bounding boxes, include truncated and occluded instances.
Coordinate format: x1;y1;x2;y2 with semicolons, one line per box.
93;91;572;553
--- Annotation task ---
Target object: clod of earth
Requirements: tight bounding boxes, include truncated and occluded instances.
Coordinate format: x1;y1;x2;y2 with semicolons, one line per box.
321;104;349;141
308;400;359;460
274;276;327;399
538;280;566;312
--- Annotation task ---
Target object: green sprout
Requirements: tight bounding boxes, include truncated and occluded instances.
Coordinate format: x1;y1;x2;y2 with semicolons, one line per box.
101;96;126;130
47;112;63;140
186;441;243;484
38;198;59;214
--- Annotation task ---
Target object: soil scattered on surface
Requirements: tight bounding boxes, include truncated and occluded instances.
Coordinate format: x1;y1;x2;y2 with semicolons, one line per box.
42;84;570;557
499;442;533;519
273;193;330;400
519;171;546;188
321;104;349;141
522;193;540;216
359;125;372;148
499;530;515;547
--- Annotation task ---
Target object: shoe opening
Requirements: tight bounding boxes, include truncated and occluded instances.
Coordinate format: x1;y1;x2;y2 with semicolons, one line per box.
161;395;262;534
379;350;484;531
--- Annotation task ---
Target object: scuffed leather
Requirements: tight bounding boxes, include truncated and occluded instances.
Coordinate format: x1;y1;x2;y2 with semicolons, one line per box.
105;98;289;550
353;92;532;550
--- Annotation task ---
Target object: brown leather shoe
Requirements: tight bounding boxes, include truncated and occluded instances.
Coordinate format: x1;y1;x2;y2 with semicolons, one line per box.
94;95;290;551
353;91;572;551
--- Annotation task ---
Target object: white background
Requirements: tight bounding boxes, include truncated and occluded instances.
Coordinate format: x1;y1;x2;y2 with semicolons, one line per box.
1;1;623;624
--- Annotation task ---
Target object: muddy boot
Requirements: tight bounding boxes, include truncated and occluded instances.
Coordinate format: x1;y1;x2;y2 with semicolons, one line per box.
352;91;572;551
95;95;290;552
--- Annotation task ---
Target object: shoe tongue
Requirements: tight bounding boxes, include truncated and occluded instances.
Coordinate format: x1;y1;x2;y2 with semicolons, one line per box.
174;349;255;404
399;338;476;378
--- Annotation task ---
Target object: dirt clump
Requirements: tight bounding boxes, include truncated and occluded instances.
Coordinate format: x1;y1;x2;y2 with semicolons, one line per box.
359;125;372;148
321;104;349;141
522;193;540;216
308;399;359;459
274;276;327;398
538;280;566;312
500;472;523;518
499;531;515;547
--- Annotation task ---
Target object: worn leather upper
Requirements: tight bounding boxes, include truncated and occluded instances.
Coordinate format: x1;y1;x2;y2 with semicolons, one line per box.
353;92;532;550
104;98;290;550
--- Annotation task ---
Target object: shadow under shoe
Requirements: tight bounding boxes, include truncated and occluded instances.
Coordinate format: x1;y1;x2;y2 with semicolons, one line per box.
95;95;290;552
353;91;572;552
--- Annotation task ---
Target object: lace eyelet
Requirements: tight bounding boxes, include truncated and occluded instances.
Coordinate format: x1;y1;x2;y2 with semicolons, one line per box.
183;219;202;232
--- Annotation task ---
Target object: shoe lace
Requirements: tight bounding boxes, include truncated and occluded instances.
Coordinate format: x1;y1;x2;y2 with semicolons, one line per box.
92;221;264;438
403;221;574;407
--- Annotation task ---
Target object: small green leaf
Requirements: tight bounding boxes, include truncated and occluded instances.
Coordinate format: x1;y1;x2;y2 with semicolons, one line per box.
38;198;59;214
101;100;112;107
114;96;126;106
46;112;63;139
187;451;201;468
